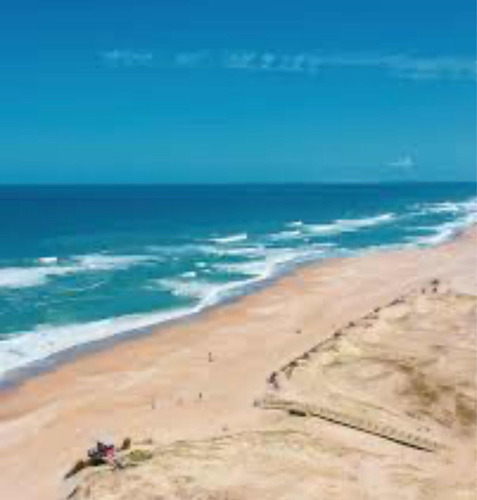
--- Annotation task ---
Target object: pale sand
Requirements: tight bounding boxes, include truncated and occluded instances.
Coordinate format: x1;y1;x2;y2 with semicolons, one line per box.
0;228;475;499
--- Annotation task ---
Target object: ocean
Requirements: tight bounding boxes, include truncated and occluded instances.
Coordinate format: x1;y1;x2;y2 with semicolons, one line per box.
0;183;475;380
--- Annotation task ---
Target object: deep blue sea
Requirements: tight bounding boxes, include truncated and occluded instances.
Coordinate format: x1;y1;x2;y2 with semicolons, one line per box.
0;183;475;379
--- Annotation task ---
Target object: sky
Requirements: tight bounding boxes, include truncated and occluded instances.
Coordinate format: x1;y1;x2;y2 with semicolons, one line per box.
0;0;475;183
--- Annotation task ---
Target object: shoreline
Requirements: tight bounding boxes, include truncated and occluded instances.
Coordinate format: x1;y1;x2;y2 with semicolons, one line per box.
0;245;377;389
0;226;475;499
0;225;473;390
0;255;318;391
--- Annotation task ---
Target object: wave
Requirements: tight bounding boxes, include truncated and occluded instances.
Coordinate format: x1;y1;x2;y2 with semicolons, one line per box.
157;246;332;306
0;266;74;289
303;213;396;236
206;245;266;258
37;256;59;265
147;243;215;256
406;204;477;246
268;229;304;241
286;220;304;228
156;278;235;303
72;253;155;271
180;271;197;278
410;197;477;217
214;245;334;278
0;306;197;377
149;240;297;260
214;260;268;276
0;254;156;290
209;233;248;244
147;242;263;259
260;212;396;243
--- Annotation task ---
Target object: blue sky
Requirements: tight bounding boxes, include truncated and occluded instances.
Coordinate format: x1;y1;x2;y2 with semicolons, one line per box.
0;0;475;183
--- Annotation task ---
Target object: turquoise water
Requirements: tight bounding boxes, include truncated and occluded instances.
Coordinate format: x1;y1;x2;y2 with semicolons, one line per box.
0;183;475;378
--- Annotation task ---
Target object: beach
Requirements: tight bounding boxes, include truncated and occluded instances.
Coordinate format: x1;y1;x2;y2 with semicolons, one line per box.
0;227;475;500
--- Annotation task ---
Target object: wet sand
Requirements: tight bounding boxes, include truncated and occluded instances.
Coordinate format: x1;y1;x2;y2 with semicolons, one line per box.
0;228;475;500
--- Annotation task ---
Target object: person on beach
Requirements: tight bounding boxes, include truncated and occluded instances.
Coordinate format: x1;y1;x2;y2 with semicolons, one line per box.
65;437;128;479
88;439;117;466
267;371;279;390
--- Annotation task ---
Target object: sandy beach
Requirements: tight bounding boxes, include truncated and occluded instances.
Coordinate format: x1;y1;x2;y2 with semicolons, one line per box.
0;228;475;500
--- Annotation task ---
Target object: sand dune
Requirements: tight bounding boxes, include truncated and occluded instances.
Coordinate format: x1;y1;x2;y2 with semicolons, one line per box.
69;278;476;500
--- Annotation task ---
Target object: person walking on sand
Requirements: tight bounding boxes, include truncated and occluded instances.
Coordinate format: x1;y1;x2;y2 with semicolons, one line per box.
267;371;279;390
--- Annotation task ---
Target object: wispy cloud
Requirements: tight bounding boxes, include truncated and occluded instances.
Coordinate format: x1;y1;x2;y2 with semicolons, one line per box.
387;155;416;169
219;51;323;74
101;50;154;67
100;49;477;81
363;54;477;81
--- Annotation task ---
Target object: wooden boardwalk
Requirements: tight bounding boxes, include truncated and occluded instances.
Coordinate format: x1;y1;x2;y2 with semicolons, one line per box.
258;396;441;452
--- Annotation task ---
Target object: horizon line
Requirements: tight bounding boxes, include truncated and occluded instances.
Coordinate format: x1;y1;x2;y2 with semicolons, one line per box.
0;180;475;187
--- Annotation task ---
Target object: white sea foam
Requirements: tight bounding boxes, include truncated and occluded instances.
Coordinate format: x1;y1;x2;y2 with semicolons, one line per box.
406;204;477;246
408;226;456;246
0;254;156;290
38;256;59;265
304;213;396;236
268;229;304;241
0;307;197;377
156;279;227;302
287;220;304;228
72;254;154;271
411;197;477;217
0;266;73;289
214;260;268;276
180;271;197;278
210;233;248;244
157;268;268;309
214;245;333;279
147;243;215;256
157;245;332;315
148;242;264;259
264;246;332;269
207;245;266;257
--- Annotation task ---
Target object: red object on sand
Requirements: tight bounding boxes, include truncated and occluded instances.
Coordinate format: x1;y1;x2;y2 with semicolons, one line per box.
105;446;115;462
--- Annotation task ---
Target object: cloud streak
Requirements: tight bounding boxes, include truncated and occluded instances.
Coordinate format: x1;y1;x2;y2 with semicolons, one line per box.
100;49;476;81
101;50;154;67
387;155;416;169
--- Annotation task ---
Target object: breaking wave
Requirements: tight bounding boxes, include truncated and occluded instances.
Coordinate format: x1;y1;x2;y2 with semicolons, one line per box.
209;233;248;244
301;213;396;236
0;254;157;290
406;197;477;246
